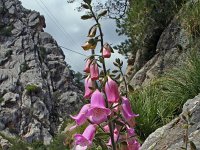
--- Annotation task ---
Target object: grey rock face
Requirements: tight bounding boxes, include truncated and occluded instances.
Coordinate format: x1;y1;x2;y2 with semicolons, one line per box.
141;93;200;150
126;8;190;89
0;0;82;145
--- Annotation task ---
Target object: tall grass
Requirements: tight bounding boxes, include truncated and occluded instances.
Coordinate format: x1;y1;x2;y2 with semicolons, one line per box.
130;49;200;141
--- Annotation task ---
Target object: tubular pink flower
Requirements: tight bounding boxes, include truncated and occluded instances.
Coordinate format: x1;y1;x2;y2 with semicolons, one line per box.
84;59;91;73
70;104;90;130
87;90;111;124
84;76;95;99
105;76;120;103
102;43;112;58
102;47;111;58
121;97;139;120
127;139;140;150
107;128;119;146
74;124;97;148
103;125;110;133
90;60;99;81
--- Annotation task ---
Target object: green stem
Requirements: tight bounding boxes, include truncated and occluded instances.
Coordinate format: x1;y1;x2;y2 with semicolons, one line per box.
89;7;116;150
119;67;128;97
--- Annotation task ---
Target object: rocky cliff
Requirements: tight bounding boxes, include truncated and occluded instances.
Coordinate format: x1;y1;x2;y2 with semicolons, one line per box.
0;0;82;146
125;0;197;89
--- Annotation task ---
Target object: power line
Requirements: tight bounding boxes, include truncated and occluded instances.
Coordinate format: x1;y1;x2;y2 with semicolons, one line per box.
35;0;81;50
33;0;88;68
39;0;81;50
59;45;87;57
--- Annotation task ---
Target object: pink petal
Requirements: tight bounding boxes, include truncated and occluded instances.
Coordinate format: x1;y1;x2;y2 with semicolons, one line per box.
84;76;95;99
107;128;119;146
102;47;111;58
90;90;106;108
88;107;111;124
105;76;120;103
74;134;91;146
74;124;97;148
90;61;99;81
70;104;90;126
82;124;97;141
74;145;87;150
121;97;139;120
84;59;91;73
127;139;140;150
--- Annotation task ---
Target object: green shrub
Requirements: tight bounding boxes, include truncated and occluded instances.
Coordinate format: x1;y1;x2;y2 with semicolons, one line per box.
0;25;13;36
20;62;29;73
25;84;40;94
5;50;13;58
130;49;200;141
0;97;4;103
47;133;68;150
179;0;200;36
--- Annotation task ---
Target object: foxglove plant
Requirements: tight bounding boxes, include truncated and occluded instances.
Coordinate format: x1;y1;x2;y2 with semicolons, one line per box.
69;0;140;149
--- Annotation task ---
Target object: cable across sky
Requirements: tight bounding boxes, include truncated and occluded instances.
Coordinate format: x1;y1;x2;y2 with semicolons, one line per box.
35;0;85;57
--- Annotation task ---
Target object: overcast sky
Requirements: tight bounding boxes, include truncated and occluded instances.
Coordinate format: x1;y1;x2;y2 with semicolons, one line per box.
20;0;127;73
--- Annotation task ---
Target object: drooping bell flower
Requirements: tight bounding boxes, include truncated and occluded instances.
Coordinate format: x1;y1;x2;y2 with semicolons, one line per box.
105;76;120;103
103;125;110;133
90;60;99;81
74;124;97;149
70;104;90;130
87;89;111;124
81;41;97;51
121;97;139;127
125;126;140;150
84;76;95;99
127;139;140;150
102;43;112;58
84;59;92;73
107;128;119;146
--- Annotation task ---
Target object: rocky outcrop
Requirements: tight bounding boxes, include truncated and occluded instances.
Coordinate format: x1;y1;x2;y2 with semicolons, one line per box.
126;3;190;89
0;0;82;146
141;93;200;150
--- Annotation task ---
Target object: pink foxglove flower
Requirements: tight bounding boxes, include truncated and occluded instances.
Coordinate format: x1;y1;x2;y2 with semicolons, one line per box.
102;43;111;58
121;97;139;120
84;59;91;73
90;60;99;80
127;139;140;150
70;104;90;130
74;124;97;149
107;128;119;146
105;76;120;103
84;76;95;99
87;89;111;124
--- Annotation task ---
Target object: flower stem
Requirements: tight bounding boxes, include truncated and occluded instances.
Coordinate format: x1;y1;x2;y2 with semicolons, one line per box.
119;67;128;97
89;7;116;150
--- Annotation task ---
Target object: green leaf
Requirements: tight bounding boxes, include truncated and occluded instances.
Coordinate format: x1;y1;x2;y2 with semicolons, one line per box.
190;141;197;150
115;58;120;64
112;70;119;73
81;15;93;20
83;0;91;5
98;10;107;18
81;3;90;9
95;132;110;137
113;62;119;67
88;25;97;37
